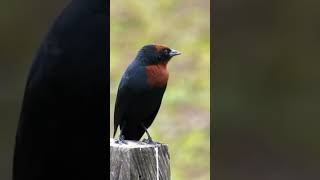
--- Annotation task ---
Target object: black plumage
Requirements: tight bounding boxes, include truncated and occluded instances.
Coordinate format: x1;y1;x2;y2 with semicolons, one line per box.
113;44;181;142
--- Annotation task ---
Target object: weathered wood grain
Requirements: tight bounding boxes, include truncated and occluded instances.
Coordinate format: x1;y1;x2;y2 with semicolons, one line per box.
110;138;170;180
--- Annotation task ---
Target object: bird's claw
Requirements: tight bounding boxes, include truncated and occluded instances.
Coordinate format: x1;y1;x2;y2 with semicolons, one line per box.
115;135;127;144
142;138;158;145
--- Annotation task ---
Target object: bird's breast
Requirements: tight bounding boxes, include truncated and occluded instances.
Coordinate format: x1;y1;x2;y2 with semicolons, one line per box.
145;63;169;88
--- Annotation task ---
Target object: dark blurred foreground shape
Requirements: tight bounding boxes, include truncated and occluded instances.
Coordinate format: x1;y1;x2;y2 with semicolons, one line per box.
214;0;320;179
13;0;108;180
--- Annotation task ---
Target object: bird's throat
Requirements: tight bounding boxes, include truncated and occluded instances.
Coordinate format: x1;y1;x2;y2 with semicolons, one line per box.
145;63;169;88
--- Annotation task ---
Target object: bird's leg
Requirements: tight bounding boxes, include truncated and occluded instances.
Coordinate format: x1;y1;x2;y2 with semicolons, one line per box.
115;126;127;144
141;124;157;144
115;134;127;144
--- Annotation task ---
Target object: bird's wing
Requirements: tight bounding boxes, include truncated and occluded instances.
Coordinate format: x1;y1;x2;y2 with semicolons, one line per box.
143;85;167;129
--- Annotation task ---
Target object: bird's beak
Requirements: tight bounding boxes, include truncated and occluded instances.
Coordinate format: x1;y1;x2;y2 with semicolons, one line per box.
169;49;181;57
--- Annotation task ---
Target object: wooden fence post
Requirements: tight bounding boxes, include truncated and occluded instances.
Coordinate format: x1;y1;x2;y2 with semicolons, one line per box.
110;138;170;180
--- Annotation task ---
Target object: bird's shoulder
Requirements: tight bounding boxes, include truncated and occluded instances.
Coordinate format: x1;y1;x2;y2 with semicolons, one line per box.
119;61;150;92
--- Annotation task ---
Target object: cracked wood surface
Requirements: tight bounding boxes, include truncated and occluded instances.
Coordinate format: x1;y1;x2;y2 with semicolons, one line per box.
110;138;170;180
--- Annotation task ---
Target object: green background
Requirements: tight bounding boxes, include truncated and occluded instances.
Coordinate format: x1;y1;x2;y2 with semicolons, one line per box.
110;1;210;180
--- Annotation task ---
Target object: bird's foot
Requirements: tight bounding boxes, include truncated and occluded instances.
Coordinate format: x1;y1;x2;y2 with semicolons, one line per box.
142;138;158;145
115;135;127;144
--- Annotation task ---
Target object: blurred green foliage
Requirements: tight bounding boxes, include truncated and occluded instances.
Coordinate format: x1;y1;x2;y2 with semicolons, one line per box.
110;0;210;179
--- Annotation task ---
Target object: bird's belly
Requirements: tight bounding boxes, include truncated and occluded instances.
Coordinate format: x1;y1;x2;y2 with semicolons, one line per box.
130;94;160;115
127;90;164;123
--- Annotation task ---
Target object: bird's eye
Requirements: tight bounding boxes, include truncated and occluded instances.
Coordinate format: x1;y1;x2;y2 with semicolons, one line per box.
163;49;169;55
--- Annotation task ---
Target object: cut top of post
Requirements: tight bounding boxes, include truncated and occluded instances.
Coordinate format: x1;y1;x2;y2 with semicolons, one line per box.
110;138;168;148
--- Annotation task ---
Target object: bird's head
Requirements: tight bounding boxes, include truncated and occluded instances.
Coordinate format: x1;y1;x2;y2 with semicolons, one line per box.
136;44;181;65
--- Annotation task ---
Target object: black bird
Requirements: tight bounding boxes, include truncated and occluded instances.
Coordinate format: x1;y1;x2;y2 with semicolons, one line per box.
13;0;108;180
113;44;181;143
